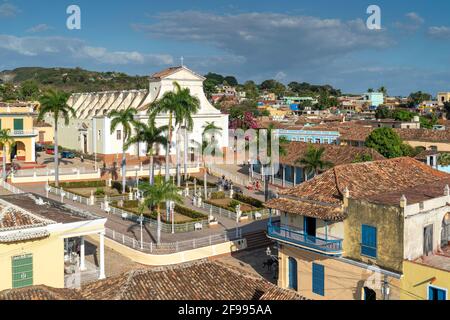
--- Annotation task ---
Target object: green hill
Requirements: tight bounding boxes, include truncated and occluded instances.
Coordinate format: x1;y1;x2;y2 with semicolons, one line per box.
0;67;149;93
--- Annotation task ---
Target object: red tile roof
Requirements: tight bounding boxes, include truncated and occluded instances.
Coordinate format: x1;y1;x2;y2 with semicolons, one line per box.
0;261;306;300
265;157;450;220
279;142;385;168
150;66;184;79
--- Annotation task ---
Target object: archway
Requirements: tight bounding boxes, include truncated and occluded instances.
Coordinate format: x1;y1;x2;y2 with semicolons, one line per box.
441;213;450;248
14;141;26;161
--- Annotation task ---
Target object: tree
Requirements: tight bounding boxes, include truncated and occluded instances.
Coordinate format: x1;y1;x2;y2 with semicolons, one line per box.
0;83;18;101
439;153;450;166
443;101;450;120
243;81;259;100
38;90;74;187
124;118;168;185
109;107;137;193
352;153;373;163
295;144;333;181
378;86;388;96
408;91;432;108
375;106;392;119
138;181;183;244
199;122;222;199
224;76;238;86
20;80;39;100
0;129;15;180
367;88;374;93
365;127;409;159
172;85;200;184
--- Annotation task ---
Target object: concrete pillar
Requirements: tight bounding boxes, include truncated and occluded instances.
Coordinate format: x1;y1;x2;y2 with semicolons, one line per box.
99;232;106;279
282;165;286;188
293;167;297;186
80;237;86;271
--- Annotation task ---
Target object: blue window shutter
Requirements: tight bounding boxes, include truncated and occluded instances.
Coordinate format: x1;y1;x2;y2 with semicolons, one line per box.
361;225;377;258
312;263;325;296
288;257;298;290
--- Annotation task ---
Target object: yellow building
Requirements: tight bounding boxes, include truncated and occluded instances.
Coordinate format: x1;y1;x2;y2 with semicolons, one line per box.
0;102;38;163
0;193;106;291
401;258;449;300
265;158;450;300
437;92;450;106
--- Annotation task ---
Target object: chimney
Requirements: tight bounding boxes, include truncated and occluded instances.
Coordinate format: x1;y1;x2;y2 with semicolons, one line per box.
343;187;350;207
400;195;407;208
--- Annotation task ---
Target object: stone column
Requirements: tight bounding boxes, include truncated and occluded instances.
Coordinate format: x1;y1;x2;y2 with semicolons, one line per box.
80;236;86;271
99;232;106;279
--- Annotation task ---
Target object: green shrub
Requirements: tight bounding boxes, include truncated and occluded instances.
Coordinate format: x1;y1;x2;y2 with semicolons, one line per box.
233;193;263;208
210;191;225;199
174;205;207;219
94;188;105;196
229;199;240;209
111;181;131;194
187;176;216;187
55;180;106;189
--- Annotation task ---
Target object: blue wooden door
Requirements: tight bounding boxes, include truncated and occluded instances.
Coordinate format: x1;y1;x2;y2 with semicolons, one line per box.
288;257;298;290
312;263;325;296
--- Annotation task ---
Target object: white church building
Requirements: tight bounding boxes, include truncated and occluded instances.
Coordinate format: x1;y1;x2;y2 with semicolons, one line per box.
47;66;229;164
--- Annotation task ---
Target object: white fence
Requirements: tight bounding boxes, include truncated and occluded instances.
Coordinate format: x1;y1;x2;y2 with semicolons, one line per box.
207;164;251;187
0;179;24;194
47;185;93;206
122;163;200;178
104;227;236;254
11;167;101;183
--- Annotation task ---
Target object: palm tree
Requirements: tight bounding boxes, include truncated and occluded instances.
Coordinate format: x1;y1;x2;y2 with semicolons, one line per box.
38;90;75;187
148;82;186;184
295;144;333;181
177;88;200;184
200;122;222;198
378;86;388;96
138;181;183;244
124;118;168;185
109;107;137;193
0;129;15;180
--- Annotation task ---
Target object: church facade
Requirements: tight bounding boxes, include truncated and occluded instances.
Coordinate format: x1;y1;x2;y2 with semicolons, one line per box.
46;66;229;163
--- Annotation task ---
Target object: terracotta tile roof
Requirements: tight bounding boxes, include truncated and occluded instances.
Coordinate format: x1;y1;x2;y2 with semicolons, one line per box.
150;66;184;79
265;157;450;220
33;119;52;128
0;286;83;300
265;197;344;221
279;142;385;167
396;128;450;143
0;261;305;300
414;149;439;161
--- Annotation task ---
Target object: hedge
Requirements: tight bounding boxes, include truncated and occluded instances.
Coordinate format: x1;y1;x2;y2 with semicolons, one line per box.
233;193;264;208
110;201;207;223
210;191;225;199
54;180;106;189
187;176;216;187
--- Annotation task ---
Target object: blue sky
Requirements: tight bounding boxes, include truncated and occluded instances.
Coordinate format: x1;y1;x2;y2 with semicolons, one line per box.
1;0;450;96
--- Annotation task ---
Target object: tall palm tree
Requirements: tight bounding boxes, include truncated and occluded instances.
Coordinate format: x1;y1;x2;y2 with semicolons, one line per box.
109;107;137;193
177;88;200;184
148;82;186;183
295;144;333;181
38;89;74;187
138;181;183;244
0;129;15;180
124;118;168;185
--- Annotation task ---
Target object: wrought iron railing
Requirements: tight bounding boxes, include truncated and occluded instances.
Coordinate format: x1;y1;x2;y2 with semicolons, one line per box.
267;221;343;255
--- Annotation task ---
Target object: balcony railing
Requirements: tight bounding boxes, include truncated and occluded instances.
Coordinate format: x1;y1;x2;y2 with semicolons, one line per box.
10;130;38;137
267;221;343;256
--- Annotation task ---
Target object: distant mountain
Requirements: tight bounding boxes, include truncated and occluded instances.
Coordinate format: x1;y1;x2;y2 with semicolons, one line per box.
0;67;149;93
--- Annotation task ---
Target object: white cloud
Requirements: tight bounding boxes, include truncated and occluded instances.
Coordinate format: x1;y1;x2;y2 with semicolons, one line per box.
0;34;173;65
133;11;393;76
394;12;424;32
26;24;52;33
0;2;20;17
428;26;450;39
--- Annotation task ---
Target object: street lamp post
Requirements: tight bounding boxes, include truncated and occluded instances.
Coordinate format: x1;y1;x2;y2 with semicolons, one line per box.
170;201;175;234
140;214;143;250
